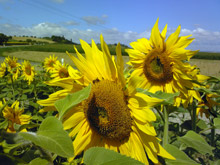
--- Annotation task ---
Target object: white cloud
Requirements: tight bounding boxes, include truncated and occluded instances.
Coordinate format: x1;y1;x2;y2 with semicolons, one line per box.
180;27;220;51
0;22;220;52
82;15;108;25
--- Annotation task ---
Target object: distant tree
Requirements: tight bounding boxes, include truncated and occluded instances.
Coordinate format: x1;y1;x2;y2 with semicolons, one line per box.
0;33;9;45
7;36;12;40
26;39;32;42
51;35;74;44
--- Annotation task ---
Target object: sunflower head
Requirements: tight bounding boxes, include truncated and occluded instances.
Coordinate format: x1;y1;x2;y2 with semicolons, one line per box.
126;18;206;107
143;49;173;85
21;60;35;85
4;56;21;81
44;55;60;72
84;79;132;141
50;62;70;79
2;100;31;133
0;62;7;77
5;56;20;69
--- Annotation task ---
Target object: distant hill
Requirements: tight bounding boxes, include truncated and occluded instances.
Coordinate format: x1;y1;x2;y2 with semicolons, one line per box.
12;36;55;44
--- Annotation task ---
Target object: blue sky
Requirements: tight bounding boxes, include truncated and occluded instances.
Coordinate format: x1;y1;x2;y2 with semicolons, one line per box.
0;0;220;52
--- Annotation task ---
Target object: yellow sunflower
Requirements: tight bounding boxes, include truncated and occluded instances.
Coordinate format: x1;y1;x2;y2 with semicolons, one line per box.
21;60;35;85
0;62;7;77
2;100;31;133
196;93;220;118
177;64;209;107
43;54;60;72
4;56;21;81
50;62;70;80
126;18;207;106
38;35;175;164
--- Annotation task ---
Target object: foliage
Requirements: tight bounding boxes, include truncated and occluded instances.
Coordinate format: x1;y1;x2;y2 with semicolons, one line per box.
193;52;220;60
51;35;76;44
83;147;144;165
0;33;10;45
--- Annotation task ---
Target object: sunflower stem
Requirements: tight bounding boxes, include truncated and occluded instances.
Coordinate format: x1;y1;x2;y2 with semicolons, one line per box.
162;105;169;147
33;79;37;103
10;74;15;101
210;117;215;147
192;103;197;132
155;107;164;122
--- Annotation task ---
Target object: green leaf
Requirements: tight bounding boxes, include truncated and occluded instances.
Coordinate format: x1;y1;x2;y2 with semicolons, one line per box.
19;116;74;158
213;118;220;129
193;87;216;95
29;157;49;165
29;101;39;109
13;123;39;132
83;147;144;165
136;88;179;105
55;84;91;120
207;76;220;83
196;119;208;130
178;131;214;155
164;144;199;165
210;159;220;165
0;119;8;129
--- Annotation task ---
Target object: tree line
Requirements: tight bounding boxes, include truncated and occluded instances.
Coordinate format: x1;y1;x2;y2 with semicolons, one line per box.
0;33;77;45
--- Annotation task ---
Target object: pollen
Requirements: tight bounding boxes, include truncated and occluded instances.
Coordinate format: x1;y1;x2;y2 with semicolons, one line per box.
84;80;132;141
143;49;173;85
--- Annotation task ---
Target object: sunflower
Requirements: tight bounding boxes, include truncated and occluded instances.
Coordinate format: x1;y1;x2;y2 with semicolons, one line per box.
2;100;31;133
0;62;7;77
177;64;209;107
126;18;207;106
4;56;20;81
21;60;35;85
50;62;70;80
43;54;60;72
38;35;175;164
196;92;220;118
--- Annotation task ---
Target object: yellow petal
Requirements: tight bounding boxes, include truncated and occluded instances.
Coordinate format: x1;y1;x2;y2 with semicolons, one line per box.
161;24;168;39
73;121;92;156
166;25;181;51
150;18;163;49
130;131;149;164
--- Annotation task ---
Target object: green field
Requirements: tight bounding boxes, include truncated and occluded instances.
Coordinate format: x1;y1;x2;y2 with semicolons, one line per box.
1;43;220;60
0;43;129;57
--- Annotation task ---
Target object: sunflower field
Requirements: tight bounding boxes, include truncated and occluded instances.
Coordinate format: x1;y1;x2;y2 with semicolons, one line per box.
0;19;220;165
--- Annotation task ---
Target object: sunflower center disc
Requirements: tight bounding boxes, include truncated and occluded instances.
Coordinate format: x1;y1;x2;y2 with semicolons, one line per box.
143;50;173;85
84;80;132;141
59;68;69;78
25;66;31;75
